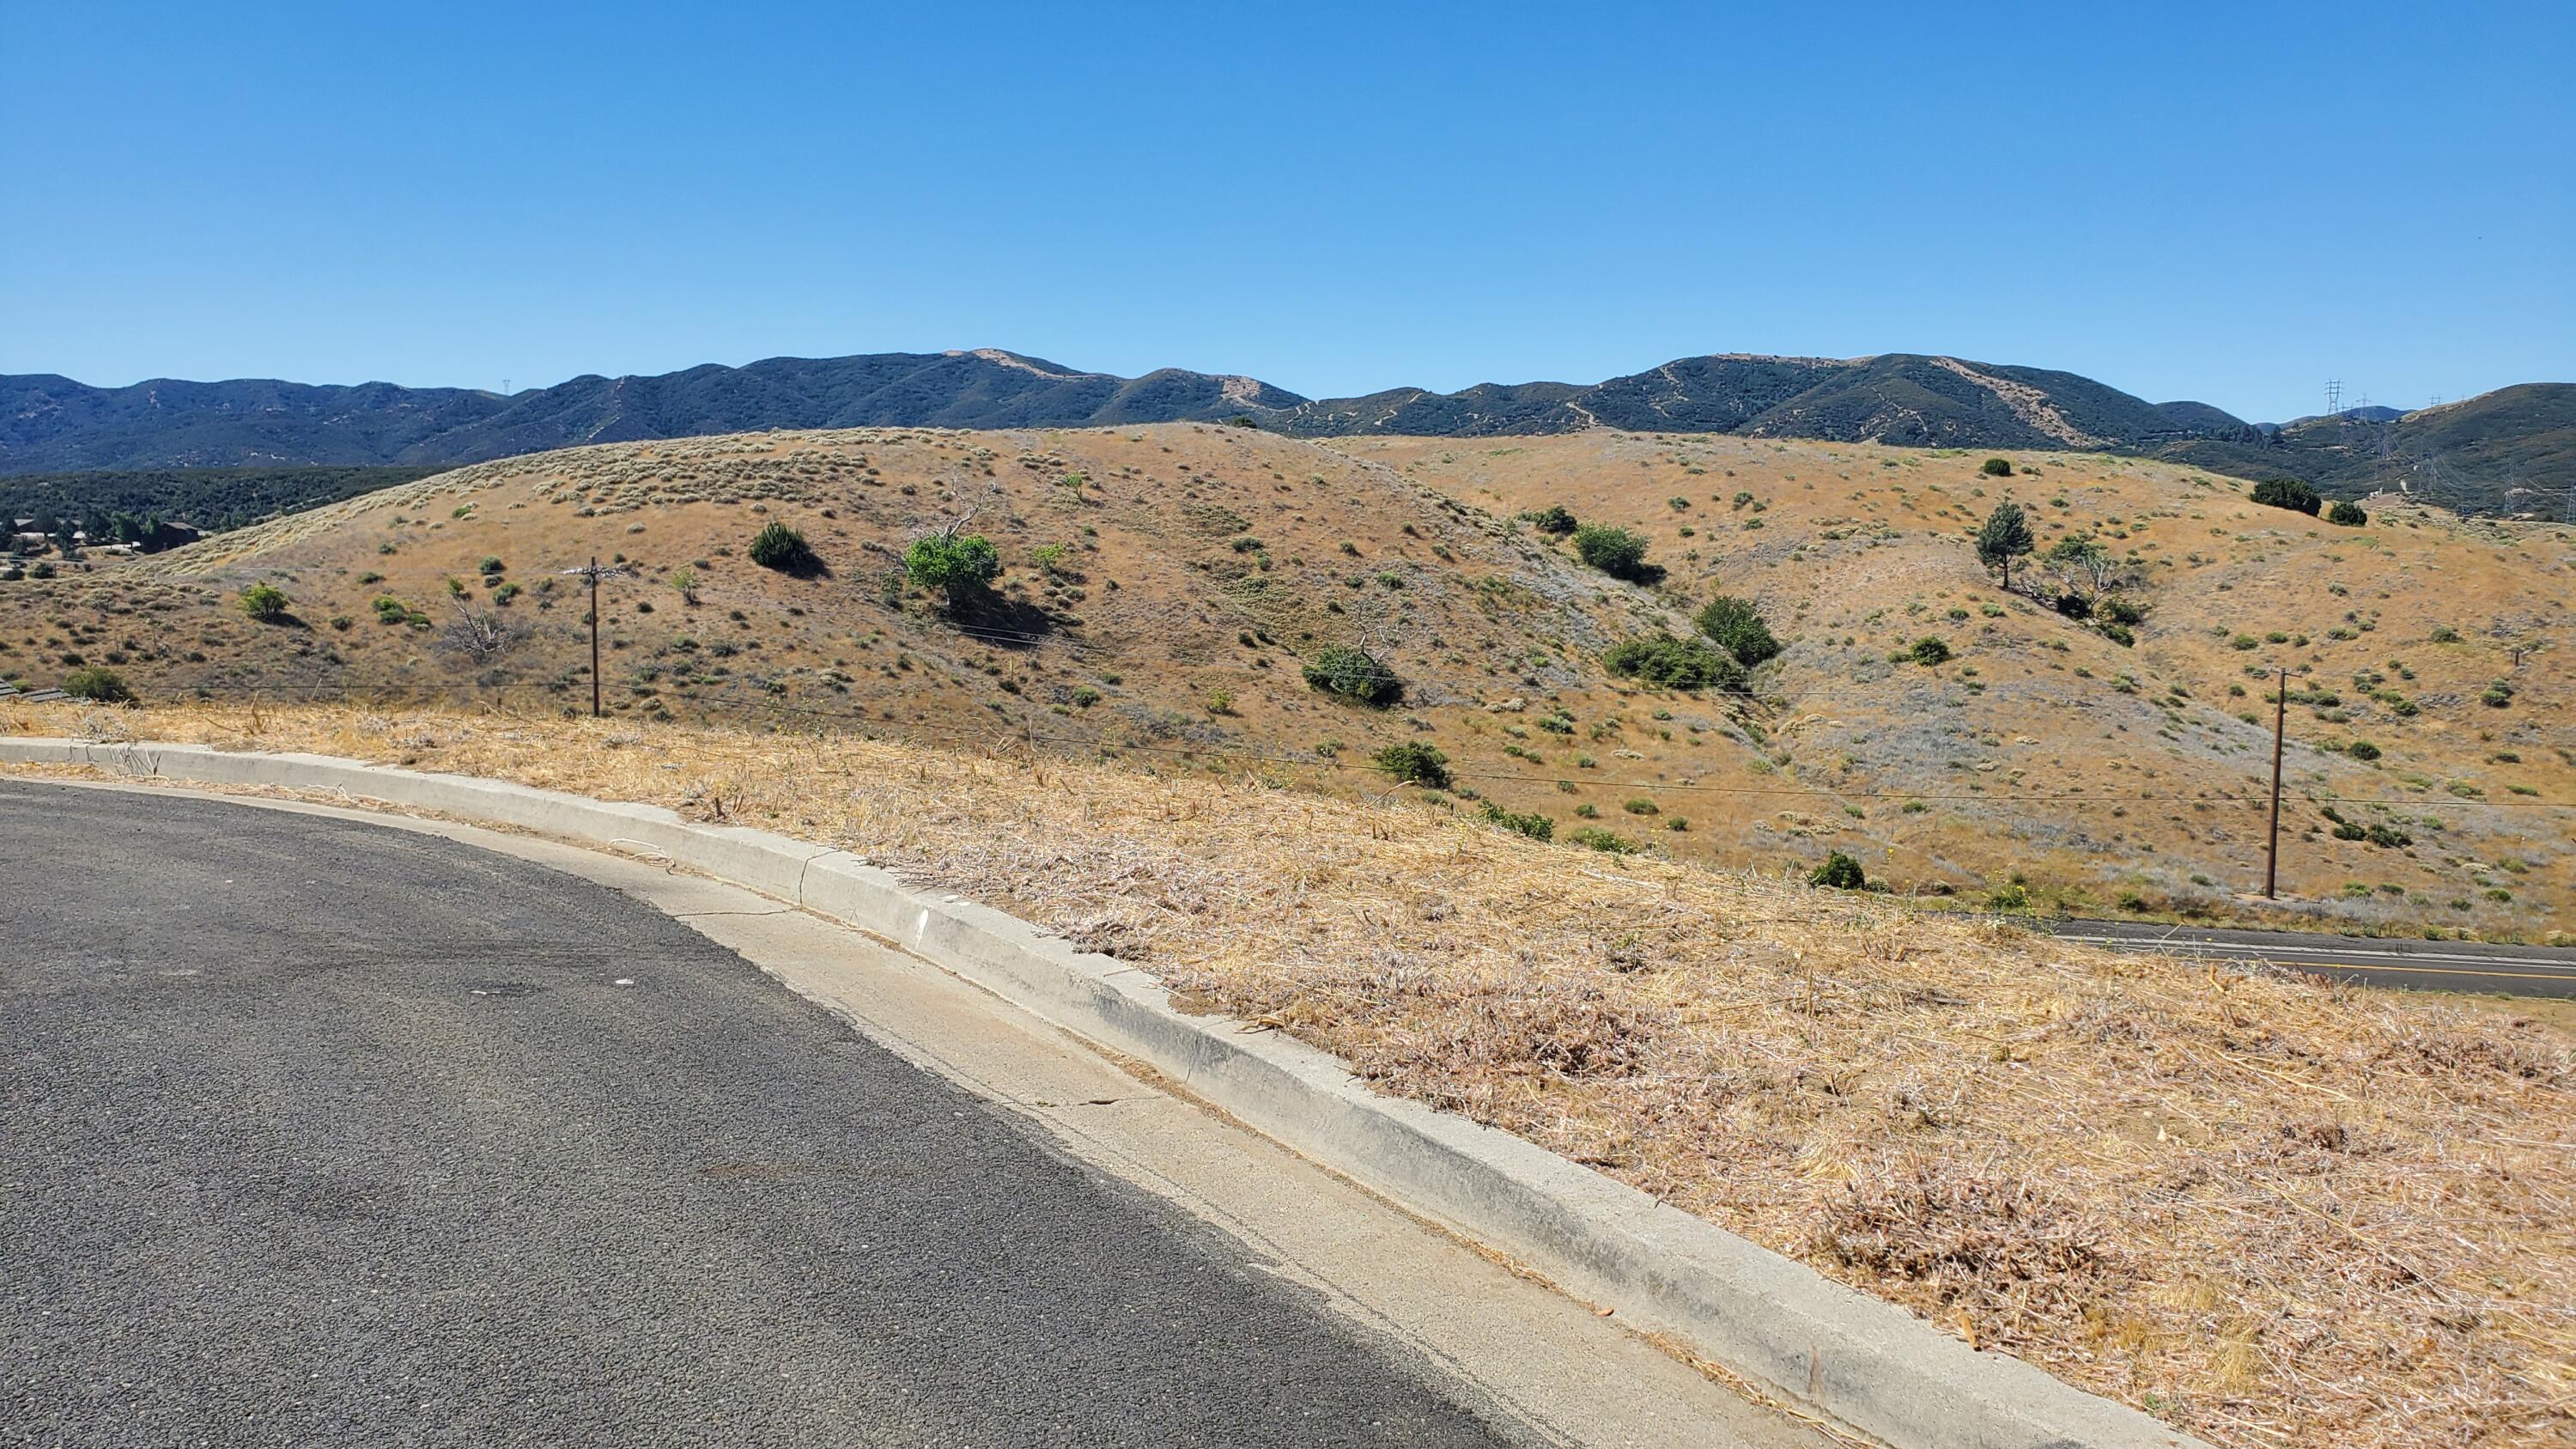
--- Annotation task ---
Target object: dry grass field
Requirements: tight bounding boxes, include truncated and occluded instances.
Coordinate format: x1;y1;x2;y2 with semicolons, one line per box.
6;698;2567;1447
1;423;2564;941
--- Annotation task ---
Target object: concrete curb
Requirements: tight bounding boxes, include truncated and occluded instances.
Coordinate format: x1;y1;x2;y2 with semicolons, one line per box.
4;739;2207;1449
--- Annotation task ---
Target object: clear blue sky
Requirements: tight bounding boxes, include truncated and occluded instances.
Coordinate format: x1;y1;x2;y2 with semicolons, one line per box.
5;1;2568;423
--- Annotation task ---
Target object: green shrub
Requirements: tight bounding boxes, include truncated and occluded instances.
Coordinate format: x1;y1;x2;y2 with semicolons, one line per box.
1988;881;2030;910
1980;457;2014;477
903;533;999;598
1479;801;1553;841
1621;798;1658;816
749;521;820;573
477;555;505;575
1694;594;1781;666
1567;826;1640;855
1301;646;1401;705
1905;636;1952;666
2365;823;2413;849
1571;524;1655;581
239;581;289;622
2482;679;2515;708
1808;852;1866;889
2347;740;2382;761
373;594;410;625
1372;741;1450;788
2251;477;2322;515
1602;635;1743;691
62;666;134;703
2325;500;2368;526
1522;504;1577;535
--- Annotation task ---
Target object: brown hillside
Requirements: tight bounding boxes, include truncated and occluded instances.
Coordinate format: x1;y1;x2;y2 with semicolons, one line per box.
1;423;2567;937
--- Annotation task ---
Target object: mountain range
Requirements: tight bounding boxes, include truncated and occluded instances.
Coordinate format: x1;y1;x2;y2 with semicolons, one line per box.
5;349;2567;516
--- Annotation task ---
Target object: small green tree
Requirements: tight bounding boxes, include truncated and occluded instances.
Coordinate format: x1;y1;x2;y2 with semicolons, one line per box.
1808;851;1866;889
2325;500;2368;526
1905;636;1953;666
903;532;1000;602
1975;500;2034;589
1372;741;1451;788
2251;477;2322;515
1693;594;1780;666
239;581;289;623
748;521;819;573
1571;524;1655;581
668;565;700;605
1302;645;1401;705
1980;457;2014;478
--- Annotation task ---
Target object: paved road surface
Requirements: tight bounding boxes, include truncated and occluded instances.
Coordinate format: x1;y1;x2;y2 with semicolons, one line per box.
0;781;1527;1446
2054;917;2576;998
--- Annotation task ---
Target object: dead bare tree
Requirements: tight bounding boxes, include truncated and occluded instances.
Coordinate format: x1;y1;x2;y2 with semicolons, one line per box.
435;598;526;663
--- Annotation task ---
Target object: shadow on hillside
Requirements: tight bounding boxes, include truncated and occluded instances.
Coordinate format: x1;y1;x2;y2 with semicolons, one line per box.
949;590;1055;647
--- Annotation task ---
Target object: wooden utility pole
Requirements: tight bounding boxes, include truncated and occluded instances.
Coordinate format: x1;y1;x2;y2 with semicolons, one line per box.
556;557;629;720
2263;667;2287;899
588;557;602;719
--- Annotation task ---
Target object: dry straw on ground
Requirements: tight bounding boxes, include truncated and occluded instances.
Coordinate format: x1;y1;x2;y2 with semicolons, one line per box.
9;698;2570;1448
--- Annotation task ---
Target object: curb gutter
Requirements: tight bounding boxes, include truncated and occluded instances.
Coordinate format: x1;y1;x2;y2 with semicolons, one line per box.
2;739;2208;1449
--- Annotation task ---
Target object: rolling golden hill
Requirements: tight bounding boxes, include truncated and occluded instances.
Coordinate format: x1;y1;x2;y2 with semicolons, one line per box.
2;422;2566;938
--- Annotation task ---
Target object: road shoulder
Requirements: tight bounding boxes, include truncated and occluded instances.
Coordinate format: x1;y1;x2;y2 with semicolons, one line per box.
26;774;1833;1449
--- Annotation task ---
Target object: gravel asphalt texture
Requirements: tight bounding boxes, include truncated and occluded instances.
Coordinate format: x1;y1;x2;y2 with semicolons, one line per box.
0;780;1515;1447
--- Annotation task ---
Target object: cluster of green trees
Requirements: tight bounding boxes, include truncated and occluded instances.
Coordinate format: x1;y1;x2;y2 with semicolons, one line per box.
1602;594;1782;691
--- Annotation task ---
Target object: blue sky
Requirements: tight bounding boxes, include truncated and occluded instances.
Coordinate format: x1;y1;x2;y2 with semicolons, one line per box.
4;1;2567;422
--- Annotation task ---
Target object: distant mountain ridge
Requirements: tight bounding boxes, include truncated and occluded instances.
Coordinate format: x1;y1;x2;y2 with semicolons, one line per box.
5;348;2567;514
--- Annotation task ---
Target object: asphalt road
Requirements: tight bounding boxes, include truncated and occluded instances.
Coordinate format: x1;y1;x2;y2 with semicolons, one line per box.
0;781;1517;1447
2054;917;2576;998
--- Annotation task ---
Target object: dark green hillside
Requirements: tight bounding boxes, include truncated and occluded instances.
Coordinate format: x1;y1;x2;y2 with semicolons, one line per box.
2155;383;2576;516
0;466;440;535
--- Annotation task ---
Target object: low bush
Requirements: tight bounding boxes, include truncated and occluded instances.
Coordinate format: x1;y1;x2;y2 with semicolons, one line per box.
1372;741;1450;788
749;521;820;574
1522;504;1577;535
1694;594;1781;666
2326;500;2368;526
62;666;134;703
1904;636;1952;666
2251;477;2322;515
1980;457;2014;477
1302;646;1401;705
1567;825;1640;855
1478;801;1553;841
2347;740;2382;761
1571;524;1656;582
1602;634;1743;690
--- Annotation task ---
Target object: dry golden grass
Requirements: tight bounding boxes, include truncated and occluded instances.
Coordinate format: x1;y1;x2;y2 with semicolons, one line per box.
9;696;2570;1448
3;423;2566;940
